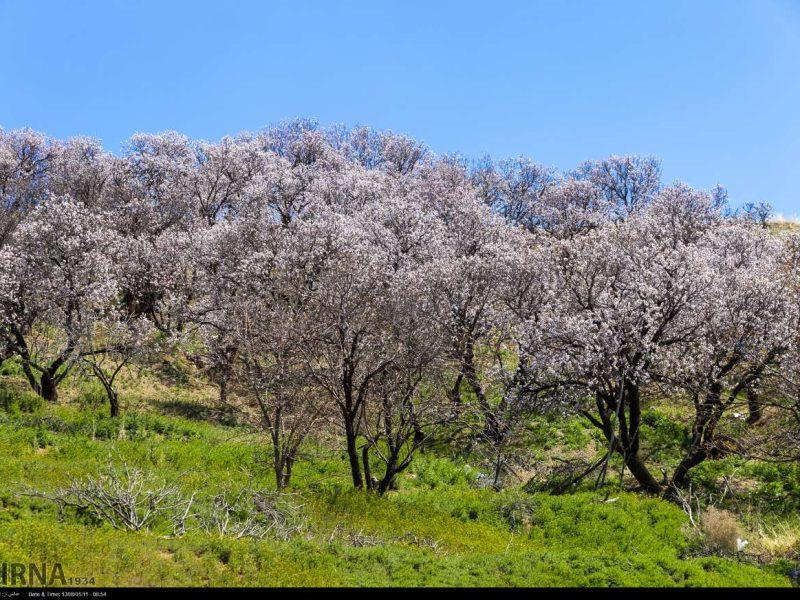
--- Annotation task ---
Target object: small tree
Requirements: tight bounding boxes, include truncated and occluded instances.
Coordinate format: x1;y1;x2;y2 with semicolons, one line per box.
231;218;327;489
0;196;120;402
358;265;449;494
79;315;155;417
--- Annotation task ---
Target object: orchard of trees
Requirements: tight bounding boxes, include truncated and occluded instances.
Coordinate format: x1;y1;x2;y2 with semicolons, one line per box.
1;121;798;497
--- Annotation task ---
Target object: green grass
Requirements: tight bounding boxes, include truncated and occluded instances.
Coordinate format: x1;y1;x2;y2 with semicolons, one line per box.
0;377;794;587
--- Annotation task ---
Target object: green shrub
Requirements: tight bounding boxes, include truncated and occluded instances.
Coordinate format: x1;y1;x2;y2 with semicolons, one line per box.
74;383;108;409
749;462;800;515
409;455;479;489
0;385;43;415
0;359;23;377
525;414;592;452
70;411;200;441
495;492;538;532
640;408;690;460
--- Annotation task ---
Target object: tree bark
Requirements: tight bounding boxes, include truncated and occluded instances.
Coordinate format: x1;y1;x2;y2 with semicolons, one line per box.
448;374;463;404
624;452;662;493
670;451;706;488
461;339;501;444
591;382;663;493
108;390;120;417
39;371;58;403
345;418;364;489
746;387;762;424
274;457;292;490
218;378;228;406
362;443;374;491
669;383;723;489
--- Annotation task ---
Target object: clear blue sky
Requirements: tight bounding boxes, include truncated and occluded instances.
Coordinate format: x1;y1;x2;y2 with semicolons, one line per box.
1;0;799;215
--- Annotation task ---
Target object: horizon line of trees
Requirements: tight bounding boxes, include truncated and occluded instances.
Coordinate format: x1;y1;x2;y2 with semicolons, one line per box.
0;120;798;496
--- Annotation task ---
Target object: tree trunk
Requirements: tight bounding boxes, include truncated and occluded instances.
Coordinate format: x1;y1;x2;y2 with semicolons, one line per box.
622;382;661;492
448;373;463;404
624;452;662;493
376;451;408;495
21;363;40;397
274;457;292;490
108;390;120;418
746;387;762;424
362;443;374;491
412;420;425;451
491;449;504;490
269;410;294;490
592;383;662;493
669;384;723;489
670;451;706;488
376;448;398;494
283;460;293;489
219;377;228;406
39;371;58;403
377;472;399;495
345;419;363;489
461;339;501;444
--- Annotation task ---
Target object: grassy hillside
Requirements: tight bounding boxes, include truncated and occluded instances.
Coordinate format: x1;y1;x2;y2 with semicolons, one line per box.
0;362;797;587
769;220;800;234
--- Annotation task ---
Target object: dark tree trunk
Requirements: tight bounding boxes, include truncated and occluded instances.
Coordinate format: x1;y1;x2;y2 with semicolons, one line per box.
621;382;661;492
412;420;425;450
448;373;463;404
96;376;120;418
362;443;374;491
39;371;58;403
219;378;228;406
108;391;120;418
282;460;293;489
376;449;398;494
670;451;706;488
377;470;399;495
461;339;501;444
216;352;236;406
23;356;66;403
375;450;409;495
624;452;662;493
274;458;292;490
345;418;363;489
669;383;724;489
746;388;762;424
269;409;294;490
21;363;40;397
591;382;662;493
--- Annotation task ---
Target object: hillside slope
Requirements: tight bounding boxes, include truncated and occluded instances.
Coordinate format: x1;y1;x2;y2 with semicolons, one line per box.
0;368;794;587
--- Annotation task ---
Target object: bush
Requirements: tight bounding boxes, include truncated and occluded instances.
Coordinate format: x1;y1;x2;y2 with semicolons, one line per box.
410;456;479;489
525;415;592;452
69;411;200;441
496;493;538;532
197;488;305;541
0;384;43;414
0;359;23;377
523;458;596;494
640;408;690;461
16;414;72;432
750;463;800;515
22;462;195;532
74;383;108;409
701;507;744;555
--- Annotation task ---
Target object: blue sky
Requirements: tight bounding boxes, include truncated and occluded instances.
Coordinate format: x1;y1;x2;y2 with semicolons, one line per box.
1;0;799;215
